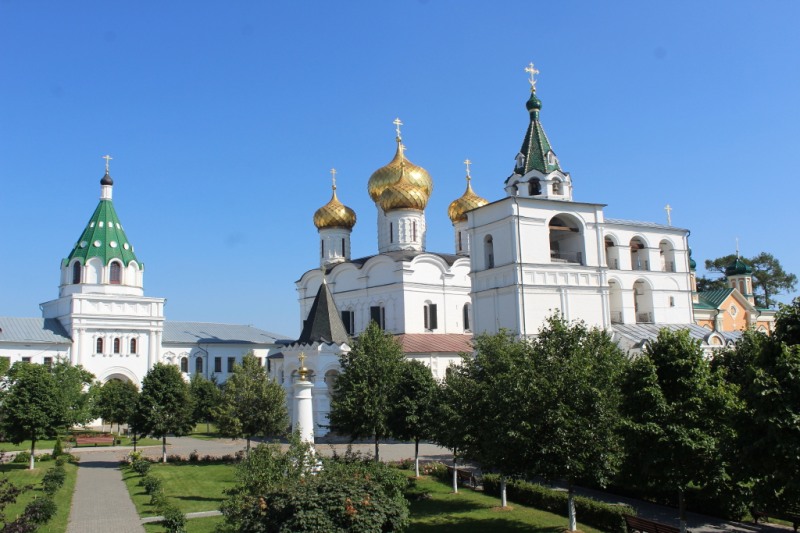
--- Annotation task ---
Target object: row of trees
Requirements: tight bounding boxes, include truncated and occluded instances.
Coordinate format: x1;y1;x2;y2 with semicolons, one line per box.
328;304;800;532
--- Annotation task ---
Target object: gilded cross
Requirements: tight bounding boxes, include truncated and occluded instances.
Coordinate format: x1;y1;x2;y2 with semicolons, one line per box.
664;204;672;226
393;117;403;139
525;62;540;92
298;352;306;368
330;168;337;190
102;154;113;173
464;159;472;181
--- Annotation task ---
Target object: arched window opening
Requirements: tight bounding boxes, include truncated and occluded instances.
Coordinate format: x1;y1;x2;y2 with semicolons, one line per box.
423;303;438;330
463;304;471;331
659;240;676;272
341;309;355;336
370;305;386;330
180;357;188;373
528;179;541;196
195;357;203;374
484;235;494;269
634;280;654;323
412;221;417;242
324;370;339;395
630;238;648;271
605;237;619;269
130;338;137;354
110;262;122;284
457;231;463;252
113;338;121;354
549;215;584;265
72;262;82;284
341;238;345;255
96;337;104;354
608;280;624;324
552;180;562;195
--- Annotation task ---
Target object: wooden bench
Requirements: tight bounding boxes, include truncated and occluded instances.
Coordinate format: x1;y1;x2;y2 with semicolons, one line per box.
74;434;115;446
624;514;681;533
753;509;800;532
445;465;477;488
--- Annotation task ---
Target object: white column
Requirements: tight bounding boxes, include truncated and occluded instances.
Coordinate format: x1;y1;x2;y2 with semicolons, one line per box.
293;375;315;446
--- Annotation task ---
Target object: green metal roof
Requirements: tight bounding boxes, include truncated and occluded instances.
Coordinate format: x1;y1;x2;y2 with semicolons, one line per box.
518;91;562;175
63;192;140;268
697;288;734;309
725;257;752;276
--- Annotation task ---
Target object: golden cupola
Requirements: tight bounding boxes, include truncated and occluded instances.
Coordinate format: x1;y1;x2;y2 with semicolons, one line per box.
313;171;356;230
367;118;433;205
378;162;430;212
448;161;488;223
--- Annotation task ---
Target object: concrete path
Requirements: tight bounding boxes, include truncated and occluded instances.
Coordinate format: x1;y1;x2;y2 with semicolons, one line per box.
66;450;144;533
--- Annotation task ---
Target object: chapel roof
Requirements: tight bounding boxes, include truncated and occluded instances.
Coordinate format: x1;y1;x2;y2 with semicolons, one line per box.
293;281;350;346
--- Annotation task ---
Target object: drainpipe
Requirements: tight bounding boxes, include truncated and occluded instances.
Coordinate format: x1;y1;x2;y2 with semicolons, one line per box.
512;193;527;338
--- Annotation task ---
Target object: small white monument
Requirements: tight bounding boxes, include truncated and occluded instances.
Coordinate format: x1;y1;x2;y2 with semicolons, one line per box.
292;352;315;446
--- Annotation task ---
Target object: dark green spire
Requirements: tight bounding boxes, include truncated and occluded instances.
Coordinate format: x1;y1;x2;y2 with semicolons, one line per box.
516;89;562;175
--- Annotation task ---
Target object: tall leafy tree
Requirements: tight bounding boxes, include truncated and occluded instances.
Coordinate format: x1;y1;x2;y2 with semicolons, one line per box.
189;373;221;433
50;361;97;432
388;359;438;477
329;321;405;461
0;362;61;469
136;363;194;462
214;353;288;451
96;379;139;434
704;252;797;308
621;328;737;533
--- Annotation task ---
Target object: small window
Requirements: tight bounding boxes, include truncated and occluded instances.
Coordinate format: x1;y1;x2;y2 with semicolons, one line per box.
389;223;393;243
96;337;104;354
528;179;541;196
130;338;137;354
110;262;122;284
341;238;345;255
180;357;188;373
22;357;32;363
463;304;471;331
413;221;417;242
43;356;53;367
72;262;82;284
227;357;235;373
214;357;222;373
552;180;562;195
113;338;121;354
195;357;203;374
670;296;676;308
321;240;324;258
370;305;386;330
341;310;355;336
457;231;463;252
484;235;494;269
424;304;438;331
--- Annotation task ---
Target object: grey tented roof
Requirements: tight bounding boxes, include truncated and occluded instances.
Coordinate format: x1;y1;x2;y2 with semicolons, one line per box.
612;323;741;347
0;317;72;344
293;282;350;346
163;321;290;345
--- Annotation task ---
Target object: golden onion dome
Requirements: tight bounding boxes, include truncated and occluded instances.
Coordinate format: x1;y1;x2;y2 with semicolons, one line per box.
448;176;488;223
367;139;433;203
378;163;430;212
313;188;357;230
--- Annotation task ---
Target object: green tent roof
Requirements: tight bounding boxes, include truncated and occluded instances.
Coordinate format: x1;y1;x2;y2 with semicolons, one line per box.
517;91;562;175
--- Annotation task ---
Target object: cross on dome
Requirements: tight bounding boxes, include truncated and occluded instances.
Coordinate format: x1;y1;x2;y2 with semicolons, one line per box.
664;204;672;226
464;159;472;181
102;154;113;173
525;62;540;93
330;168;337;190
393;117;403;140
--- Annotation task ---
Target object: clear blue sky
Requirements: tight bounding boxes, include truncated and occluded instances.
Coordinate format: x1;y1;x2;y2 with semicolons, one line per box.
2;1;798;338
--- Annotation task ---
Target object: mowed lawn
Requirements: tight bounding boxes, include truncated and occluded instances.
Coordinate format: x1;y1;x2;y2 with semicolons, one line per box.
0;435;161;452
124;460;605;533
0;461;79;533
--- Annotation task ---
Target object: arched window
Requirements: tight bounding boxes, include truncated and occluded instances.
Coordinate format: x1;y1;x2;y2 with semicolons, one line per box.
424;303;438;330
484;235;494;269
341;238;345;255
113;338;121;354
110;262;122;284
552;180;562;195
457;231;463;252
320;240;324;258
528;179;541;196
96;337;104;354
630;238;647;271
130;338;137;354
549;215;584;265
180;357;188;373
412;221;417;242
72;262;82;284
195;357;203;374
463;304;471;331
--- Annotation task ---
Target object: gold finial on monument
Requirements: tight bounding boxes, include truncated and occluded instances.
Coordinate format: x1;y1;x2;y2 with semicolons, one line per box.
525;62;540;93
298;352;309;381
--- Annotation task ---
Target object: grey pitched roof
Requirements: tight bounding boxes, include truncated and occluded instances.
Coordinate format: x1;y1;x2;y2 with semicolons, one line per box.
0;317;72;344
604;218;688;232
612;323;741;347
163;321;289;345
294;282;349;346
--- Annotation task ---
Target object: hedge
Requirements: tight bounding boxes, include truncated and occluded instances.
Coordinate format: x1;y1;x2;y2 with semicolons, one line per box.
482;474;633;533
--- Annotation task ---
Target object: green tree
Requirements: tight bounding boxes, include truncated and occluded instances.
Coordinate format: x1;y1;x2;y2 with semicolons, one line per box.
50;361;97;432
0;363;61;469
189;373;221;433
96;379;139;434
328;321;405;462
214;354;288;452
704;252;797;308
388;359;438;477
431;363;476;494
621;329;737;533
136;363;194;462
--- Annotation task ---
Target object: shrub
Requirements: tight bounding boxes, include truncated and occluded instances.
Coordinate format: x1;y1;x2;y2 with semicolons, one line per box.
141;475;163;495
12;451;30;464
150;488;167;509
127;450;143;463
482;475;633;533
189;449;199;463
166;454;187;463
132;459;152;476
42;466;67;495
54;455;67;467
51;437;64;459
36;453;53;462
23;496;57;524
161;504;187;533
421;461;449;482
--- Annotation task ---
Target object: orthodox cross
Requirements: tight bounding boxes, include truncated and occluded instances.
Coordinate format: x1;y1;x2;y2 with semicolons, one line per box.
525;62;540;92
464;159;472;181
330;168;337;190
102;154;113;173
393;117;403;139
298;352;306;369
664;204;672;226
736;237;740;258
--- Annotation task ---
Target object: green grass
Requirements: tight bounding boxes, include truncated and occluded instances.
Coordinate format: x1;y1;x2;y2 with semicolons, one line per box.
0;460;79;533
188;423;220;441
144;515;224;533
122;461;236;517
407;474;604;533
0;435;161;452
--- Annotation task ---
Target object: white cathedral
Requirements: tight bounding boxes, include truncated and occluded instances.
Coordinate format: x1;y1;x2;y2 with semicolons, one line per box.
1;67;760;437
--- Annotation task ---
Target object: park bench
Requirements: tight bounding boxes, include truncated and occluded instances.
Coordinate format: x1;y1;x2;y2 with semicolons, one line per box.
74;434;115;446
752;509;800;532
445;465;477;488
624;514;681;533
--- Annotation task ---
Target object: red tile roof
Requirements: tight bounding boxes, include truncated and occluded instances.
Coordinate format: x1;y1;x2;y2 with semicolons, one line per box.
395;333;473;354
